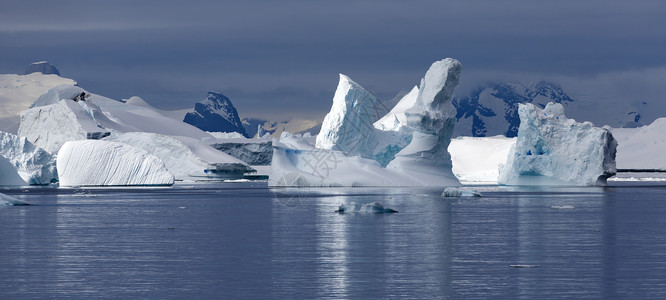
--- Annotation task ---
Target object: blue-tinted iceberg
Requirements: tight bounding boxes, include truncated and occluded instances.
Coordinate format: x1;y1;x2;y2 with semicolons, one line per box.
0;156;26;186
269;58;462;187
57;140;174;186
498;102;617;186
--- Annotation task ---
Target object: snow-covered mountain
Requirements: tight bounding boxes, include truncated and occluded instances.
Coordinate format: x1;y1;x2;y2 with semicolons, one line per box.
0;72;76;133
183;92;247;137
242;118;321;138
452;80;655;137
453;81;574;137
24;61;60;76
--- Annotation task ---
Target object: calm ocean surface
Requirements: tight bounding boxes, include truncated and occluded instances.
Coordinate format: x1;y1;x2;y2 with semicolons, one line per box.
1;181;666;299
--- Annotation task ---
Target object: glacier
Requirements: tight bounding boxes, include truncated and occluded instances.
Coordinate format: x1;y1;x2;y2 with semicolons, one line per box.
0;131;57;184
57;140;174;186
610;118;666;170
498;102;617;186
269;58;463;187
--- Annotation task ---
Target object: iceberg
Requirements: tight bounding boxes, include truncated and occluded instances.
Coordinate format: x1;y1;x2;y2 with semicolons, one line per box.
105;132;254;180
498;102;617;186
442;187;482;197
57;140;174;186
315;74;383;159
0;131;57;184
0;192;29;206
334;202;398;214
448;136;516;183
0;156;27;186
269;58;462;187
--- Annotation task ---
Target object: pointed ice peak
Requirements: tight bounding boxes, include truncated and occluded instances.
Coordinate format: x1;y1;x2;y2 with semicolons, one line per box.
414;58;462;113
315;73;380;157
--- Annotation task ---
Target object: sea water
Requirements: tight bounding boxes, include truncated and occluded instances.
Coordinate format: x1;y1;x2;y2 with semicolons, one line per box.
1;182;666;299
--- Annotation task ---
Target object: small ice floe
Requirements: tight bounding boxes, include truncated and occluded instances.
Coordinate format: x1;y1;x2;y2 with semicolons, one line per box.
335;202;398;214
551;205;575;209
0;193;30;206
442;187;483;197
510;264;540;268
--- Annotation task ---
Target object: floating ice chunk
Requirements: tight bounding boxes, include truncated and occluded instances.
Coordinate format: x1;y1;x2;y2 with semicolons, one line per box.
510;264;540;268
442;187;482;197
57;140;174;186
551;205;575;209
0;193;30;206
498;102;617;186
335;201;398;214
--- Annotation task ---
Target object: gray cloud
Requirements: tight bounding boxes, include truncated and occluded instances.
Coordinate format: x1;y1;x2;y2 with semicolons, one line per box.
1;0;666;121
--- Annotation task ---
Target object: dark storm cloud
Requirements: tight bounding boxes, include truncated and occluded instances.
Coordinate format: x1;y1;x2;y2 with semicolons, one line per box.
1;0;665;119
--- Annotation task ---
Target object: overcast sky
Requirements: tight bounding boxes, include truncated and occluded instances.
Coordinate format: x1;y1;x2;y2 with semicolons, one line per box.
1;0;665;120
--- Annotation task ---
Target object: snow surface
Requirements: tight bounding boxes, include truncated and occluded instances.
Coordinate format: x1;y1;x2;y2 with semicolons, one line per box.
57;140;174;186
448;136;516;182
19;85;252;179
374;85;419;132
609;118;666;170
270;58;463;187
0;131;57;184
498;103;617;186
0;156;27;186
0;73;76;129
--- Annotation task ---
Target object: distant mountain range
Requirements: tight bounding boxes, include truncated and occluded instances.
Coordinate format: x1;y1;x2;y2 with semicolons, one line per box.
452;81;649;137
183;92;248;137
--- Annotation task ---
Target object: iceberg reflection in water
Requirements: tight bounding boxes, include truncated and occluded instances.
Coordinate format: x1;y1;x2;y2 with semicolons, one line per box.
0;182;665;298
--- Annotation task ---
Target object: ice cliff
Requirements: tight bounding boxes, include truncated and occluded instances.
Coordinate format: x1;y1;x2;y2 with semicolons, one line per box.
105;132;254;180
0;131;57;184
498;102;617;186
57;140;174;186
183;92;247;137
269;58;463;187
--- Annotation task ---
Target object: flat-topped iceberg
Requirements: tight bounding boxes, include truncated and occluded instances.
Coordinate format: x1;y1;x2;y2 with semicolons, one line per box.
57;140;174;186
499;102;617;186
269;58;462;187
105;132;254;180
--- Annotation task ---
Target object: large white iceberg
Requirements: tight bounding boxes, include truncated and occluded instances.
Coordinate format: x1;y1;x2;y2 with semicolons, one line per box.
498;102;617;186
0;131;57;184
105;132;254;180
18;85;255;179
448;136;516;183
269;58;462;187
57;140;174;186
